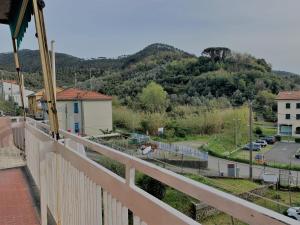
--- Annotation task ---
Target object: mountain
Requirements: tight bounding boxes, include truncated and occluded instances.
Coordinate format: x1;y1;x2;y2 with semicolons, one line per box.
0;43;300;114
0;43;194;89
273;70;300;77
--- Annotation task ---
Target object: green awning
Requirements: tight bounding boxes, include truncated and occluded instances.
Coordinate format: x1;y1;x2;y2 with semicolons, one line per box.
0;0;33;49
9;0;33;48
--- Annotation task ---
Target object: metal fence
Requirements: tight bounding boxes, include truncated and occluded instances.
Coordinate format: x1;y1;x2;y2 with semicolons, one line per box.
153;141;208;161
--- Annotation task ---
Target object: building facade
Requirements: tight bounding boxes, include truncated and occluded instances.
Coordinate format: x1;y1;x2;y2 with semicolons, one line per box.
276;91;300;136
55;88;112;136
28;87;64;119
0;80;34;108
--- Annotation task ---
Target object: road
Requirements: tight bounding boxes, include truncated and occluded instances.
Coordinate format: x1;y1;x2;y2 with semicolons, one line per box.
264;142;300;165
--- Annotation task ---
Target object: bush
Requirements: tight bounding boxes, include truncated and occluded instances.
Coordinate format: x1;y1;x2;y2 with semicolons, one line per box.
140;113;166;135
136;175;166;200
112;106;142;131
295;138;300;143
275;135;281;142
255;126;263;135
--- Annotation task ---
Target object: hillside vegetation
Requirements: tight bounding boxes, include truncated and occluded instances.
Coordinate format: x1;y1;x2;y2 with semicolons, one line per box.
1;43;300;120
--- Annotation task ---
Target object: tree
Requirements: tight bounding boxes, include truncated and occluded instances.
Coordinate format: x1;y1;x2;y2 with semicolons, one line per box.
139;82;167;112
202;47;231;62
253;91;276;121
231;90;244;106
137;175;166;200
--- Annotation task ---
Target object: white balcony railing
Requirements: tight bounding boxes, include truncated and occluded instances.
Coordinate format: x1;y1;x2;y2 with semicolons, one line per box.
10;118;298;225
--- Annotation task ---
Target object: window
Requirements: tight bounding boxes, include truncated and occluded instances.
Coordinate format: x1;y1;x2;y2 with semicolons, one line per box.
280;125;292;135
286;103;291;109
74;123;80;133
297;114;300;120
297;103;300;109
286;114;291;119
74;102;79;113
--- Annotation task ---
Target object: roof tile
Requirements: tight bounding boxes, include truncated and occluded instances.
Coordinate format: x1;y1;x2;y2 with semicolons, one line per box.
276;91;300;100
56;88;112;101
1;80;17;84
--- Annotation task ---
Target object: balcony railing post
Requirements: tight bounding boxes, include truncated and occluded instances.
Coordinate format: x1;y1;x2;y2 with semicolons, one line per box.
40;160;47;225
126;164;135;187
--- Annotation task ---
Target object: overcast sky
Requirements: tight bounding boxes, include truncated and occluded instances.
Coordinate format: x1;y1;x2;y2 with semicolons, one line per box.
0;0;300;73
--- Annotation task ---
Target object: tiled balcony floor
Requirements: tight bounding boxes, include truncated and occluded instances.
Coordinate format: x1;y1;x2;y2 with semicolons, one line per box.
0;168;40;225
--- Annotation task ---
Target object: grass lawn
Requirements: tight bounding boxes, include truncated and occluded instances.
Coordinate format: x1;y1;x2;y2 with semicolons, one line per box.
254;121;276;127
202;214;246;225
162;174;262;224
186;174;261;195
254;189;300;214
261;126;277;136
163;188;195;217
202;188;300;225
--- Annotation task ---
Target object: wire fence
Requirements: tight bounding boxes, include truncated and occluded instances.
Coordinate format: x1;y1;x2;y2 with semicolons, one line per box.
152;141;208;161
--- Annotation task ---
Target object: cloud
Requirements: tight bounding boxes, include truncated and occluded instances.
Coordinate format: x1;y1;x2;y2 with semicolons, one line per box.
0;0;300;73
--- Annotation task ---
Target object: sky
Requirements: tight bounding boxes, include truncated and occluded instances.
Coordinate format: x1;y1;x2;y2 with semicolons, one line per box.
0;0;300;73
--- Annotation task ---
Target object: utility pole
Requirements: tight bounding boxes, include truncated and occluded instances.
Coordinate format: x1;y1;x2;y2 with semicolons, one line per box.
233;118;241;148
249;101;253;180
74;72;77;88
89;68;93;90
51;40;56;101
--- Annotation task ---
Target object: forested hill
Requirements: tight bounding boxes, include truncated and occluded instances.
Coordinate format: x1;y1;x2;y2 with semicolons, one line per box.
0;43;193;86
0;43;300;119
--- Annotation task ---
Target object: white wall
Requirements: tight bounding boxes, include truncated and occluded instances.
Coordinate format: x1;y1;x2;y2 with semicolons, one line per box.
0;81;33;108
56;100;112;136
83;100;112;136
277;100;300;136
57;101;81;133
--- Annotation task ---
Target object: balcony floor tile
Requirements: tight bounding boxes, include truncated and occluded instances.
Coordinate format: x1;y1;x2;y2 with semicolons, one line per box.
0;168;40;225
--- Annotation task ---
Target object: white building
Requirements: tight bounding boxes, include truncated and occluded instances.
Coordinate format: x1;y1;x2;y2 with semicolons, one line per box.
276;91;300;136
55;88;112;136
0;80;34;108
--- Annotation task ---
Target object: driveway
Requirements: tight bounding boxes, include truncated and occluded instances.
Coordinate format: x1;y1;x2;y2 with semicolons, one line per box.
264;142;300;165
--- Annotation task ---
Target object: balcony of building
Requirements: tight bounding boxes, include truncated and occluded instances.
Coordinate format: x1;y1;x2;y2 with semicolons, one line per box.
0;116;297;225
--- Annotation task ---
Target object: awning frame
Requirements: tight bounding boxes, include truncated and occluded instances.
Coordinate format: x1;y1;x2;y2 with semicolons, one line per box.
1;0;60;139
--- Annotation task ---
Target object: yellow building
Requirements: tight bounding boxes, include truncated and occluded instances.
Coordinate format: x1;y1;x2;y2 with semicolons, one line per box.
28;87;64;119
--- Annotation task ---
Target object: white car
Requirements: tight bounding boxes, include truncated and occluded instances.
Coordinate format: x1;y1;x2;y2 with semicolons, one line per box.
287;207;300;220
255;140;268;147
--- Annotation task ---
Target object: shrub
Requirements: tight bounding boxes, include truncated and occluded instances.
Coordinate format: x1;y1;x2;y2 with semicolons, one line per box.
165;121;188;137
112;106;142;131
275;135;281;142
255;126;263;135
140;113;166;135
295;138;300;143
136;175;166;200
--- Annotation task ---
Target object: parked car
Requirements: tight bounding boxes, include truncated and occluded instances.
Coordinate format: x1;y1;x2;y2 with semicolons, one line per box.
243;143;261;151
261;136;276;144
295;150;300;159
255;140;268;147
255;154;265;164
287;207;300;220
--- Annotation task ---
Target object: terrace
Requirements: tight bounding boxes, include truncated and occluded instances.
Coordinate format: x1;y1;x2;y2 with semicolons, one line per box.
0;116;297;225
0;0;298;224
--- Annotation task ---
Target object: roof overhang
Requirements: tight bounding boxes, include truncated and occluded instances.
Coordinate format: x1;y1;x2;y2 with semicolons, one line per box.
0;0;33;48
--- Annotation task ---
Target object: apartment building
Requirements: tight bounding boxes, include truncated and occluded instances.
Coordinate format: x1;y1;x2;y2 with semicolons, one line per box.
276;91;300;136
0;80;34;108
55;88;112;136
